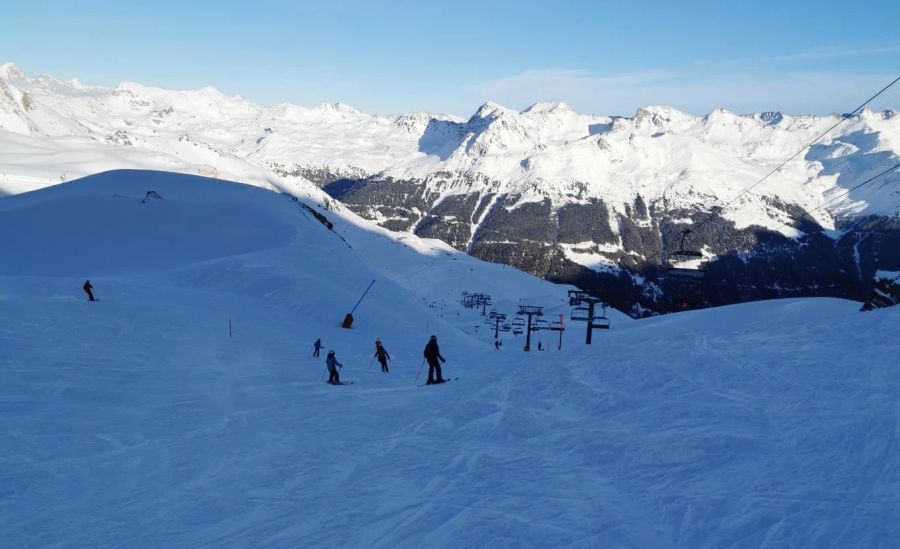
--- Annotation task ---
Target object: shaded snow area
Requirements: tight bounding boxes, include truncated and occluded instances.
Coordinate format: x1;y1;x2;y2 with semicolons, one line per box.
1;171;898;548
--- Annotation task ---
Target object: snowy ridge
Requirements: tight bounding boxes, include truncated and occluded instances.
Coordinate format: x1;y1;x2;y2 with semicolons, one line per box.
2;62;899;235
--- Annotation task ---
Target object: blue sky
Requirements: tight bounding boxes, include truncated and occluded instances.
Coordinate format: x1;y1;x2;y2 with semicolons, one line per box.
2;0;898;116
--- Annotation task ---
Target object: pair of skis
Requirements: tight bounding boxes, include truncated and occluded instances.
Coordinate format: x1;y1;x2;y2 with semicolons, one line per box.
414;358;456;386
319;358;456;387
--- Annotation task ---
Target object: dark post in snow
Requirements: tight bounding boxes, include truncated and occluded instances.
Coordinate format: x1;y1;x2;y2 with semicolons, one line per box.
549;312;565;350
478;294;492;316
568;290;610;344
342;279;376;329
489;312;508;340
462;292;492;315
517;305;544;352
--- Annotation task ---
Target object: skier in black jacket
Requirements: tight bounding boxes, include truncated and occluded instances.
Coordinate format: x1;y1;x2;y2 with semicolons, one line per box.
374;340;391;373
313;338;322;357
83;280;95;302
423;335;446;384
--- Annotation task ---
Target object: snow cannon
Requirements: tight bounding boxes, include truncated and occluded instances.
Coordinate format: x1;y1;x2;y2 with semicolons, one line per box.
341;279;376;329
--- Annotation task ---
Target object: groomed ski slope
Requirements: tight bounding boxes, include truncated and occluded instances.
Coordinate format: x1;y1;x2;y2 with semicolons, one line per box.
1;171;898;548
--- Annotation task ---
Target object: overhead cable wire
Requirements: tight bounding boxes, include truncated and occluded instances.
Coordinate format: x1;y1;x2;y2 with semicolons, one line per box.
771;161;900;234
691;74;900;232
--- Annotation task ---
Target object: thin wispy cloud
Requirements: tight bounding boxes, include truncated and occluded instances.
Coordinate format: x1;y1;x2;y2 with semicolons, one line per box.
464;64;900;117
693;43;900;68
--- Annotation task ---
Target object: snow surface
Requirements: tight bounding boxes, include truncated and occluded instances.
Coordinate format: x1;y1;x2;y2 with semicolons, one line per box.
1;170;898;548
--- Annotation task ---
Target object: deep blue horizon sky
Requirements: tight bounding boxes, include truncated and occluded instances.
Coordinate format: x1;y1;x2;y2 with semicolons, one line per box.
2;0;898;116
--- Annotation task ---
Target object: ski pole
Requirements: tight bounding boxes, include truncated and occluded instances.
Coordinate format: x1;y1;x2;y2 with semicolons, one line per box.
368;356;376;369
414;358;426;384
320;366;328;382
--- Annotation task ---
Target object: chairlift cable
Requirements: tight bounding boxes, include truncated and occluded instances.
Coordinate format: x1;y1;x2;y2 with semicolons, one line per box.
770;161;900;233
632;75;900;274
691;74;900;233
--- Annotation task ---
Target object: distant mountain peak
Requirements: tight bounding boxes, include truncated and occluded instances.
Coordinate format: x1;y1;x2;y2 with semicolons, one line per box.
313;102;363;115
523;101;571;114
0;62;25;81
472;101;511;119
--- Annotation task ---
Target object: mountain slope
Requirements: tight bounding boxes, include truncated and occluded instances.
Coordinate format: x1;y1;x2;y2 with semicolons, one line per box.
2;62;899;315
1;170;897;548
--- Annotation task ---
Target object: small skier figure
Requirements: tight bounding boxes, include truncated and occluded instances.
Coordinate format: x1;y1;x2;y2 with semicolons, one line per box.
538;341;543;351
313;338;322;357
83;280;95;302
374;339;391;373
494;339;502;350
325;350;343;385
423;335;446;385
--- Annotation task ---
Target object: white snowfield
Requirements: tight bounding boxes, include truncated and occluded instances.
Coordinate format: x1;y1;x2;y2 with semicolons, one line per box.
1;170;897;548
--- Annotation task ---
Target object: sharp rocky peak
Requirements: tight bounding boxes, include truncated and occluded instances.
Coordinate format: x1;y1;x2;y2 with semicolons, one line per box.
522;101;572;114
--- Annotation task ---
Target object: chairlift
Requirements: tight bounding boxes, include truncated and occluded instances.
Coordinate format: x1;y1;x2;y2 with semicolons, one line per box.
570;305;590;321
511;317;526;328
593;317;611;330
593;304;611;330
512;328;523;336
667;228;707;278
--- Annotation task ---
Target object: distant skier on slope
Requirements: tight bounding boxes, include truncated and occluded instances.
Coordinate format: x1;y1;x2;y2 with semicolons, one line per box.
313;338;322;358
83;280;95;302
325;350;343;385
423;335;446;385
374;339;391;373
494;339;502;350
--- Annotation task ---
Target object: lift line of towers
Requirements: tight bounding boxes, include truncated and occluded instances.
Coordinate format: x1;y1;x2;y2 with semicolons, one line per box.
459;290;611;351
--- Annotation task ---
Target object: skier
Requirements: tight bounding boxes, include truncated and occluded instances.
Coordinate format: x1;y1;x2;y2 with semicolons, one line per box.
325;350;343;384
313;338;322;358
538;341;542;351
83;280;95;302
374;339;391;373
423;335;446;385
494;339;502;350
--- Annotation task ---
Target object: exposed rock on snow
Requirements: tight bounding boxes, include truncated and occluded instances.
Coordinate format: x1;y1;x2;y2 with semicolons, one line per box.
861;270;900;311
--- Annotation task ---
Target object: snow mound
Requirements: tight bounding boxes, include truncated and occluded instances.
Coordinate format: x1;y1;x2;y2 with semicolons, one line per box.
0;170;296;276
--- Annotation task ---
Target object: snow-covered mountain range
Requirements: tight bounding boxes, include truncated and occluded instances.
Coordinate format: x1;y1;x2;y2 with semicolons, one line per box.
2;62;899;314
